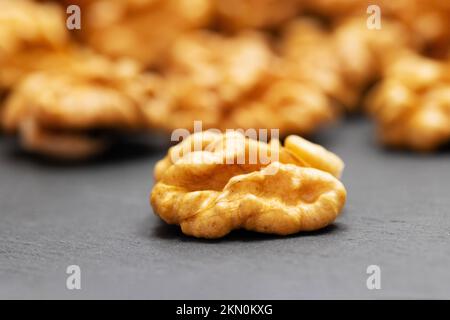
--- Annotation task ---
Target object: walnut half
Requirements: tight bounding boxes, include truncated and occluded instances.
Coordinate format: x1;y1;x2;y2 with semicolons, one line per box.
150;131;346;238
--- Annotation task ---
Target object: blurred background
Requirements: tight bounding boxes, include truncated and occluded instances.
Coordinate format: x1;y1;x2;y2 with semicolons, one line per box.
1;0;449;158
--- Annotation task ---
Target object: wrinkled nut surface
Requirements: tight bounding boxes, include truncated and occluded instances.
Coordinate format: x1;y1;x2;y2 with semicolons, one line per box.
367;52;450;151
151;131;346;238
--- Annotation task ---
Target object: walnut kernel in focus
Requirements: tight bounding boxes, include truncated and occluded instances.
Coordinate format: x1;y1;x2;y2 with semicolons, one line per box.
151;131;346;238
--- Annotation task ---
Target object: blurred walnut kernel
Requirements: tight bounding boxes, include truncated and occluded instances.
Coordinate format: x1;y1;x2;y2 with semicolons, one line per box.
280;18;357;109
215;0;302;30
73;0;213;66
367;52;450;151
279;17;414;112
303;0;450;56
1;50;160;159
2;0;448;158
144;30;339;135
141;31;271;132
0;0;69;89
151;131;346;238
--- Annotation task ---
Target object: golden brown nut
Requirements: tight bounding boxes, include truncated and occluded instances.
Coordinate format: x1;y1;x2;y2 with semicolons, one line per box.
0;0;67;54
17;118;108;160
280;18;414;111
142;31;272;132
146;30;339;135
284;135;345;178
1;50;161;159
280;18;357;109
141;77;224;132
73;0;213;67
153;131;307;181
151;131;346;238
367;51;450;151
223;78;337;135
165;31;272;104
215;0;302;30
332;18;413;92
303;0;450;57
0;0;68;89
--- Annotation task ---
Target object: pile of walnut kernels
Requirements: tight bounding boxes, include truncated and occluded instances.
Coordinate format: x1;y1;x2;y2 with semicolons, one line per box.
0;1;449;237
1;0;449;158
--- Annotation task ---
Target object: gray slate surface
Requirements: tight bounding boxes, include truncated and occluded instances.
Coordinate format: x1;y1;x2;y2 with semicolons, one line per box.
0;118;449;299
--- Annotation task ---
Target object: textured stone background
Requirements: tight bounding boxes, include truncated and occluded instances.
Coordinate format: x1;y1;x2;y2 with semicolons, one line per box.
1;118;449;299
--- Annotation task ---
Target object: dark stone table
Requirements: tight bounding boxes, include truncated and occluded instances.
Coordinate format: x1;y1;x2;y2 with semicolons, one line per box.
1;118;449;299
